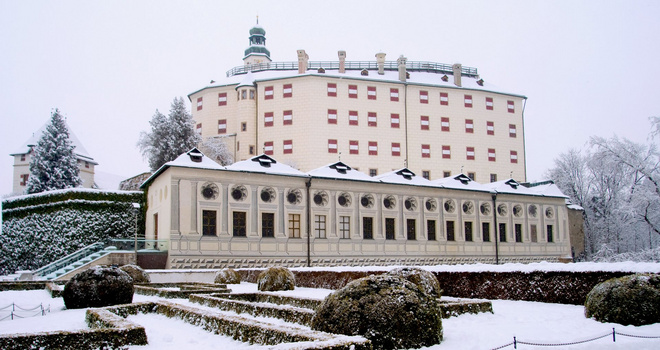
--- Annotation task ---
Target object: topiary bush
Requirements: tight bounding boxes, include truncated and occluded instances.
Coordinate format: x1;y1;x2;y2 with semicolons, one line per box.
584;273;660;326
387;267;442;298
63;266;134;309
119;264;150;284
257;267;295;291
311;274;443;350
214;268;241;284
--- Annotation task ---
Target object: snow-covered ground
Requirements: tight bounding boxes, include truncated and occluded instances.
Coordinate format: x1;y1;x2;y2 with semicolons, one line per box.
1;280;660;350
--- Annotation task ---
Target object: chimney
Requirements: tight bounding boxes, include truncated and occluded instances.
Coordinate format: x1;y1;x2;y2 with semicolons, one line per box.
338;50;346;73
452;63;462;87
397;55;407;82
375;52;386;75
297;50;309;74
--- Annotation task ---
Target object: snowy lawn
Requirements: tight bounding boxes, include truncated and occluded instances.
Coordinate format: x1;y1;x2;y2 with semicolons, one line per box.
0;280;659;349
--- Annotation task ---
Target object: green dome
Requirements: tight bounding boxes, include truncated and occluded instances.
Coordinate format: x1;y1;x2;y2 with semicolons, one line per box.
244;46;270;57
249;25;266;36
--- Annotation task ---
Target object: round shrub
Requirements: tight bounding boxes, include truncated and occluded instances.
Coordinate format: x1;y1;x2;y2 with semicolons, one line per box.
214;268;241;284
257;267;295;291
387;267;442;298
119;264;150;284
63;265;134;309
311;274;443;350
585;273;660;326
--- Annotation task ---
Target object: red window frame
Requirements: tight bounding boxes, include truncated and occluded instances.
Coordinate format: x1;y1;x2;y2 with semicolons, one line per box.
367;86;376;100
218;92;227;106
283;84;292;98
507;100;515;113
487;121;495;135
440;92;449;106
368;141;378;156
488;148;496;162
510;150;518;164
196;97;203;111
264;86;274;100
442;145;451;159
327;83;337;97
264;141;274;155
328;139;338;153
421;115;430;130
509;124;517;138
349;111;358;126
391;114;400;128
466;147;475;160
20;174;29;186
283;139;293;154
283;110;293;125
441;117;450;132
419;90;429;104
391;142;401;156
390;88;399;101
218;119;227;134
349;140;359;155
422;144;431;158
465;119;474;133
196;123;202;135
464;94;473;108
368;112;377;127
327;109;337;124
264;112;274;127
486;97;494;110
348;84;358;98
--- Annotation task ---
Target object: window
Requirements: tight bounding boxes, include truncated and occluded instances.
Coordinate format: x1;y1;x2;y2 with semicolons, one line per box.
315;215;327;238
440;92;449;106
339;216;350;238
363;217;374;239
446;221;455;241
391;142;401;156
218;92;227;106
488;148;496;162
85;162;90;169
262;213;275;237
289;214;301;238
264;112;274;127
233;211;246;237
531;224;538;242
421;115;430;130
442;145;451;159
328;109;337;124
515;223;523;242
386;218;395;240
264;86;274;100
510;150;518;164
283;84;292;98
19;174;29;186
249;89;255;99
465;119;474;133
328;139;338;153
283;140;293;154
349;140;359;154
367;86;376;100
422;144;431;158
466;147;475;160
407;219;416;240
368;141;378;156
487;121;494;135
482;222;491;242
468;172;475;181
153;213;158;240
327;83;337;97
490;173;498;183
218;119;227;134
241;122;247;132
464;94;473;108
441;117;450;132
283;110;293;125
547;225;554;243
264;141;274;155
349;111;358;125
348;84;358;98
368;112;377;127
20;154;26;162
499;223;507;242
391;114;400;128
443;171;451;178
509;124;517;138
241;89;247;100
390;88;399;101
427;220;436;240
196;123;202;135
369;169;377;177
197;97;203;111
419;90;428;104
486;97;494;110
507;100;515;113
465;221;473;241
237;141;240;152
422;170;430;180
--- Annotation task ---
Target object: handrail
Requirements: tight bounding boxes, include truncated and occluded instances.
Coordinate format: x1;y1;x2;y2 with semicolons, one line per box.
33;242;105;277
226;60;478;78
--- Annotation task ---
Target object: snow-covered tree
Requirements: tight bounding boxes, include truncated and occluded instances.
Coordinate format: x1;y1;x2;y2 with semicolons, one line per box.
25;109;82;194
138;97;201;171
198;136;234;165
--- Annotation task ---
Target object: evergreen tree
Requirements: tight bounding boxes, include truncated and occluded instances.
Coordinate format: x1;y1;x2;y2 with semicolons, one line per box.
138;97;201;171
26;109;82;194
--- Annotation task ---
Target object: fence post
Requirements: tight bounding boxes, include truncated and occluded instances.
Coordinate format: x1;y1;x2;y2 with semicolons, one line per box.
612;328;616;342
513;336;517;349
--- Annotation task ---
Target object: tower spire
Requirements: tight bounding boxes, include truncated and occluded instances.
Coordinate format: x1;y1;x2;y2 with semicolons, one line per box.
244;19;271;65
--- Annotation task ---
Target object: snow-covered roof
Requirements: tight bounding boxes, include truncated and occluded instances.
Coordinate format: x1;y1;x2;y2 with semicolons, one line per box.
433;174;492;193
93;170;127;190
482;179;536;196
225;154;307;177
308;161;378;182
374;168;437;187
526;182;570;199
11;121;97;164
140;148;225;189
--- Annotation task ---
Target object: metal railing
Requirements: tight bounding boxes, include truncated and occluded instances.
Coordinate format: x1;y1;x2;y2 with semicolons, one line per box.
226;60;478;78
33;242;105;278
490;328;660;349
109;238;169;252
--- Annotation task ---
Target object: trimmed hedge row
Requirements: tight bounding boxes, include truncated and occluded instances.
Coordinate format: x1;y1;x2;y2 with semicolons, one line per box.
2;189;143;212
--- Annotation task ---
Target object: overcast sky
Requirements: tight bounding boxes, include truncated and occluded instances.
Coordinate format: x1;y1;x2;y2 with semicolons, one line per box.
1;0;658;196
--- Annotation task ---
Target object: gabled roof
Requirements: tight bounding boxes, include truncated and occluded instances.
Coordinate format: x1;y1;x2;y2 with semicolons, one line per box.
433;174;491;193
525;181;570;199
11;121;97;164
225;154;307;177
308;161;377;182
140;148;225;189
482;178;540;196
374;168;436;187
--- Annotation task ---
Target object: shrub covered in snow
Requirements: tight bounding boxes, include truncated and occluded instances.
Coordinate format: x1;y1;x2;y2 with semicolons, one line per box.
311;274;443;350
214;268;241;284
63;266;134;309
584;273;660;326
387;267;442;298
119;264;150;284
257;267;295;291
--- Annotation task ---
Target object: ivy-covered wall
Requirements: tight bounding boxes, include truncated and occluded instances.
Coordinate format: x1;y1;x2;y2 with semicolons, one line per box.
1;189;145;276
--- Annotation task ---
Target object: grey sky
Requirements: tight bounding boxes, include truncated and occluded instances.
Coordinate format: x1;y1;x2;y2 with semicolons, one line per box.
1;0;658;196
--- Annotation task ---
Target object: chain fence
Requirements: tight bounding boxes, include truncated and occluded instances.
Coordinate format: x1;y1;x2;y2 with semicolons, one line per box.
490;328;660;349
0;302;51;321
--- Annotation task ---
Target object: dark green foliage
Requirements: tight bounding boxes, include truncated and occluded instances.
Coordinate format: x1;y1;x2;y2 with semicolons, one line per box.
257;267;295;291
584;273;660;326
119;264;150;283
63;266;134;309
214;268;241;284
311;274;443;350
387;267;443;298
